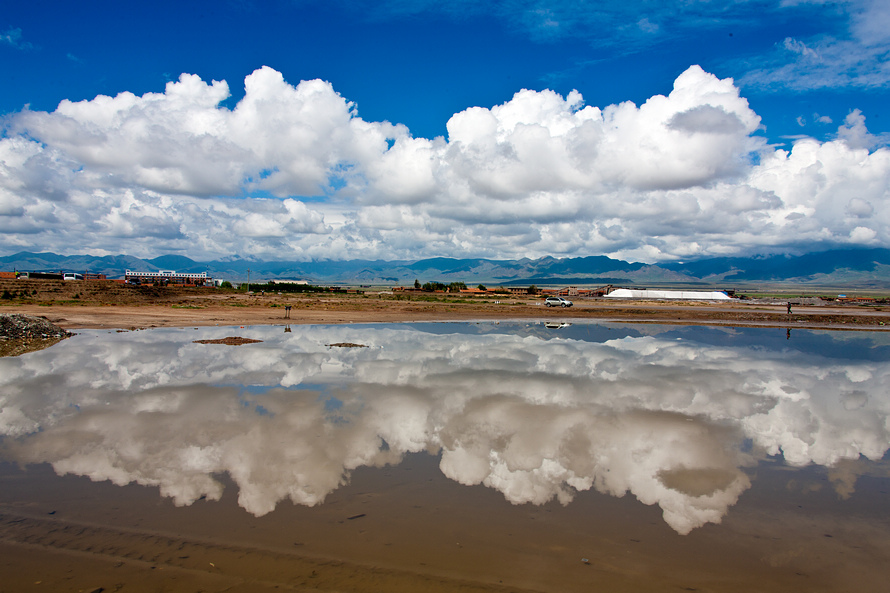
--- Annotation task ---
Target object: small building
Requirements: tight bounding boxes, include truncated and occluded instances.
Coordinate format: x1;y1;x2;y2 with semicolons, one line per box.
556;287;580;297
506;287;530;295
836;295;875;303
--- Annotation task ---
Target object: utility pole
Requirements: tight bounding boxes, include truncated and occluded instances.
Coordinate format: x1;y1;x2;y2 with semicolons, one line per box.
247;269;250;294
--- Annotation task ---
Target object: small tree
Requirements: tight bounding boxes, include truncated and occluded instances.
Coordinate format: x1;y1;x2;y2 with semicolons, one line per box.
220;280;233;289
414;278;421;289
477;284;487;291
527;285;539;295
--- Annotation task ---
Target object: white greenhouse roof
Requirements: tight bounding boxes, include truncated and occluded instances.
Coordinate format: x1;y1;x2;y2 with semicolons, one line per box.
605;289;731;300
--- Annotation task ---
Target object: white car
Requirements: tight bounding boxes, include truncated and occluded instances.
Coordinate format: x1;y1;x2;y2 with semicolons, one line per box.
545;296;573;307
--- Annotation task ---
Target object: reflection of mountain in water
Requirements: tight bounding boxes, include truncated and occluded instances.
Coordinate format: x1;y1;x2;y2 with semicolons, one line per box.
1;323;888;534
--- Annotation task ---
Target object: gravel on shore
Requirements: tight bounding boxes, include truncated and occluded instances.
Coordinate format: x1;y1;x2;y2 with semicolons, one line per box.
0;313;72;357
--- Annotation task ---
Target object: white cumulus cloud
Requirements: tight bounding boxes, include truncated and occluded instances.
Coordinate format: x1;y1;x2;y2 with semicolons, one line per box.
1;65;889;261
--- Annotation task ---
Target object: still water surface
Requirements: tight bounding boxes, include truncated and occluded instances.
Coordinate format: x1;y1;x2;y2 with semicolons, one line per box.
1;321;889;591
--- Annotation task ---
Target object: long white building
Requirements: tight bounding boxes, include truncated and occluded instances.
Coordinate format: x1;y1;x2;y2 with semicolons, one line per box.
606;289;731;300
125;270;209;284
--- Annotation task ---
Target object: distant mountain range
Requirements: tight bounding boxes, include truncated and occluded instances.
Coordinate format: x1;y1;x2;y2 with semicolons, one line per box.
2;249;890;288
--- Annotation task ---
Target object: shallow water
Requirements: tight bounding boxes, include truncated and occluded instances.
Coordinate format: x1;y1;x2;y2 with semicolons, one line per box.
1;321;889;592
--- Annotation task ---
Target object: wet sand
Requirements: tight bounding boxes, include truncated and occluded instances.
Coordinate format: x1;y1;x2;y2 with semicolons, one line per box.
3;454;887;593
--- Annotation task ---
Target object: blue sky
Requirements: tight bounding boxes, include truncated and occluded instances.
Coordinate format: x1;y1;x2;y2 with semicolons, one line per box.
1;0;889;262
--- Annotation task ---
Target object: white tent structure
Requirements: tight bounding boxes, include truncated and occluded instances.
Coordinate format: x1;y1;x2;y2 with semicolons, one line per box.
606;289;731;300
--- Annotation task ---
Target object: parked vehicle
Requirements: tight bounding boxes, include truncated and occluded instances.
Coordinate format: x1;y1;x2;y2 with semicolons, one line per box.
545;296;573;307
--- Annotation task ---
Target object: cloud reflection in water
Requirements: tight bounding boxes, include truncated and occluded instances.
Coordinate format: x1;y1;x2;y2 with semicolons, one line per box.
1;323;888;535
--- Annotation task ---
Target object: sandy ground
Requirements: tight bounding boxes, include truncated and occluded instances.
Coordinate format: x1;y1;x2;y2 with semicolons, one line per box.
5;292;890;332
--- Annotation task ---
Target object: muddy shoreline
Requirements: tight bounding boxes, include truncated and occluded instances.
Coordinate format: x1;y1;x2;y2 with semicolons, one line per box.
4;294;890;332
2;278;889;332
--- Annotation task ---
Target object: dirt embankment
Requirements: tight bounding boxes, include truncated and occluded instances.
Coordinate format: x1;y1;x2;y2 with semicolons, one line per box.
0;278;182;305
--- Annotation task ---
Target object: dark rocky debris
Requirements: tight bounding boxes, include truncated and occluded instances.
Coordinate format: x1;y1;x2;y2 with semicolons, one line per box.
0;313;72;357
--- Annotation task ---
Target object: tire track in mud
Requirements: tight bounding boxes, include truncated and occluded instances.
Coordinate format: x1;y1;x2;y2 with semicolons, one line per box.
0;511;538;593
